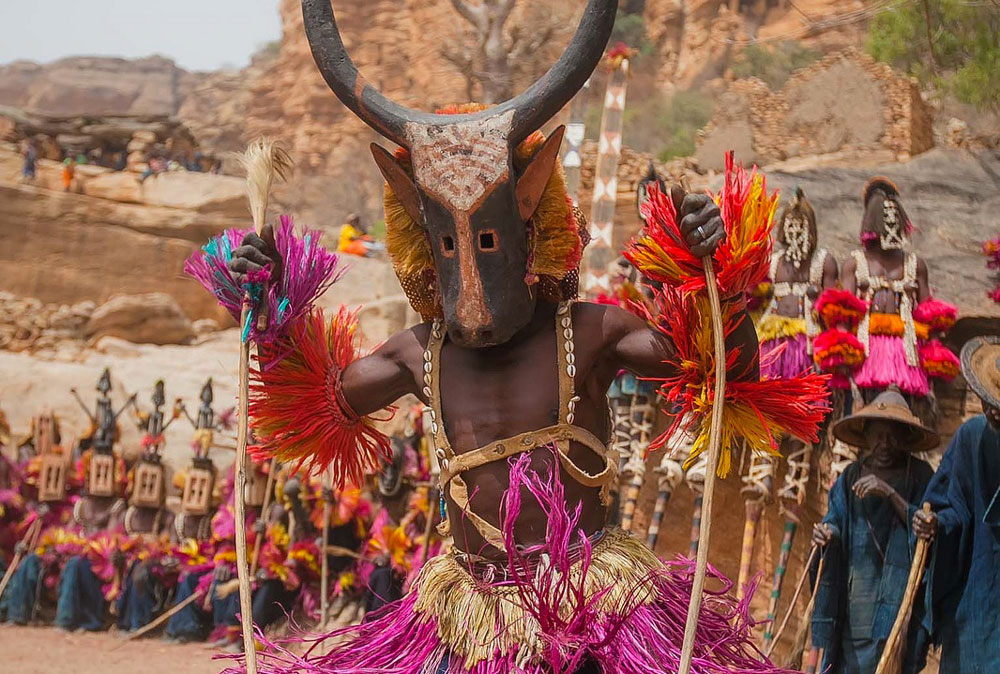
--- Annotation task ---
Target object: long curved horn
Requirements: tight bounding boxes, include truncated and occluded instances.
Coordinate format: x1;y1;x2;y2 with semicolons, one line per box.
302;0;618;147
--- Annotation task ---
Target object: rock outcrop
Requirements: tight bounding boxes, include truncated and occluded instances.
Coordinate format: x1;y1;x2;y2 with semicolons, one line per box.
0;145;247;322
696;49;935;169
85;293;195;345
0;56;186;117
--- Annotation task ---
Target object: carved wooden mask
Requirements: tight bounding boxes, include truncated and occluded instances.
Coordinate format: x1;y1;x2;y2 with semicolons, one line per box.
302;0;616;346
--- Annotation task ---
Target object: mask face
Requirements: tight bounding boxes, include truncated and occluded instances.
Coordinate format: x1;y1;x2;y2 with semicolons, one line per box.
375;118;564;348
862;189;908;250
880;198;905;250
781;213;812;269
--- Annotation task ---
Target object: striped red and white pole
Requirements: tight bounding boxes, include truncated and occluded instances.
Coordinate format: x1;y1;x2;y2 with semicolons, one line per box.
583;57;629;296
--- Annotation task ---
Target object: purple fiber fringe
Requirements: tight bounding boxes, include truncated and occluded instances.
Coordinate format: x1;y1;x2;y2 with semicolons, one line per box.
184;215;342;343
855;334;929;396
223;452;794;674
760;334;812;380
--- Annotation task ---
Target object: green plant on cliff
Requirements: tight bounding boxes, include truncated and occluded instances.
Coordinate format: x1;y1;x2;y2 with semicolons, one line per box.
731;41;820;89
867;0;1000;109
621;90;715;161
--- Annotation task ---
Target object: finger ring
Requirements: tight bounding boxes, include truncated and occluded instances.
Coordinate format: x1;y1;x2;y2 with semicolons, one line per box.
695;225;706;240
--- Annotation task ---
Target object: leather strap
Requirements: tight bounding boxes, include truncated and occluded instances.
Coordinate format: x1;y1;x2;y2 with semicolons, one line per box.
428;303;619;551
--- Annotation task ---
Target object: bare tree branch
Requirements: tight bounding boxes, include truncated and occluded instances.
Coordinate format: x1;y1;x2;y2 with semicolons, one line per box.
448;0;486;29
496;0;518;25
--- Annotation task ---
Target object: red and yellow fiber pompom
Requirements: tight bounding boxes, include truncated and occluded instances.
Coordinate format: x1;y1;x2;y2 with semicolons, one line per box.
626;152;777;298
626;153;829;476
813;329;865;389
250;307;392;488
913;298;958;334
641;289;830;477
920;339;960;380
815;288;868;331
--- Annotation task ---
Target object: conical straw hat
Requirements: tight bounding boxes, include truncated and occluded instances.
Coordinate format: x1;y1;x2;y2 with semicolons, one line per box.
833;388;939;452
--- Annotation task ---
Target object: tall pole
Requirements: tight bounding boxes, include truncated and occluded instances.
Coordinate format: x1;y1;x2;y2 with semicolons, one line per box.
584;58;629;296
561;78;590;207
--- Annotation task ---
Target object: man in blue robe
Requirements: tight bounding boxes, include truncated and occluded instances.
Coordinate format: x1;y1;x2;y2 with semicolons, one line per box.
913;336;1000;673
811;388;938;674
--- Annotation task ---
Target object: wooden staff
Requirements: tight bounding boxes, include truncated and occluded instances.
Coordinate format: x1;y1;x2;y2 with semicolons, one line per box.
233;140;291;673
677;264;727;674
0;517;42;599
320;465;332;626
766;543;821;657
117;589;205;644
874;503;933;674
762;437;812;651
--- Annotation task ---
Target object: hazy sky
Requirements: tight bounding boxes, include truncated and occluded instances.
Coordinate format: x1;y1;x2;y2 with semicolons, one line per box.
0;0;282;72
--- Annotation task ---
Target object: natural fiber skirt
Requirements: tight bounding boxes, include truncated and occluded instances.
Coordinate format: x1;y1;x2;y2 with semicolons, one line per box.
230;453;793;674
855;334;929;396
758;315;811;381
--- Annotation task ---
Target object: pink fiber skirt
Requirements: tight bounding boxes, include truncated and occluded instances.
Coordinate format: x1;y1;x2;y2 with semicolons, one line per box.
224;453;796;674
855;334;929;396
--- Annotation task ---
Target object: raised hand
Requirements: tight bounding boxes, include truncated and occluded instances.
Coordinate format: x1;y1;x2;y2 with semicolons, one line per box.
228;222;283;286
670;184;726;258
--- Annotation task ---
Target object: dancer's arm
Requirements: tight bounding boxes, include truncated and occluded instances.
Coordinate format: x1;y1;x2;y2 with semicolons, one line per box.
341;327;424;416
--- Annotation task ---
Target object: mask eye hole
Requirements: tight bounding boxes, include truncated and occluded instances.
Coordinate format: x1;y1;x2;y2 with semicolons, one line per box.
441;235;455;257
478;230;497;252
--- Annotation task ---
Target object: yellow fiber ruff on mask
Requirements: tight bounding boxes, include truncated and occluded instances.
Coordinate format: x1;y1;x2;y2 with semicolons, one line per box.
383;105;584;321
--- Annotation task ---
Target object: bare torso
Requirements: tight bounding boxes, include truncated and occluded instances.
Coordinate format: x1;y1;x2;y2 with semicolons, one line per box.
843;248;929;313
772;252;838;317
342;300;757;560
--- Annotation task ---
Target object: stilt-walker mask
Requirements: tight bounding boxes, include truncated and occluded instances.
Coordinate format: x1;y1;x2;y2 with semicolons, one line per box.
301;0;616;347
861;177;911;250
776;187;817;269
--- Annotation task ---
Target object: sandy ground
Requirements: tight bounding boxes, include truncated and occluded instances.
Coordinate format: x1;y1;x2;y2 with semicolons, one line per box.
0;624;223;674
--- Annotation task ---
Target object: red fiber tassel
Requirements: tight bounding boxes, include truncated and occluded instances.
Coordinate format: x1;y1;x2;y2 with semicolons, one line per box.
250;307;392;488
913;298;958;334
919;339;960;381
815;289;868;331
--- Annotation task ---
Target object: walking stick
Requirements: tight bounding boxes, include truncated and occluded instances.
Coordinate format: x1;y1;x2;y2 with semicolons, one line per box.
0;517;42;599
684;453;708;559
874;503;933;674
765;543;820;657
677;263;727;674
233;140;291;673
320;465;332;626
